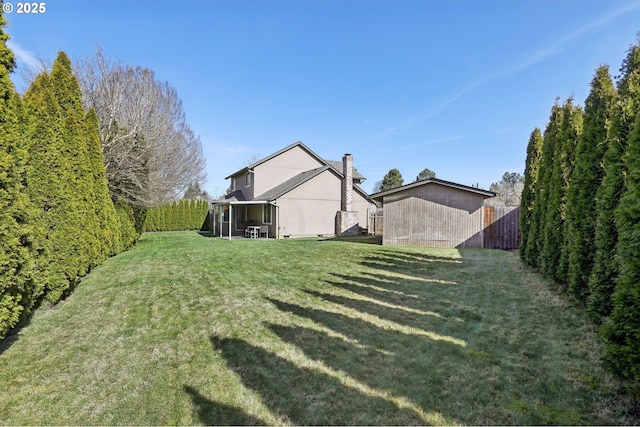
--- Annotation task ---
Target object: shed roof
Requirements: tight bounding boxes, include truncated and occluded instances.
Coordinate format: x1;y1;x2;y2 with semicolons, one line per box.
370;178;495;201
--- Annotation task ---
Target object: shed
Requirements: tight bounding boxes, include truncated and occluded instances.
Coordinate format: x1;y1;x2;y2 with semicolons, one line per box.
370;178;495;248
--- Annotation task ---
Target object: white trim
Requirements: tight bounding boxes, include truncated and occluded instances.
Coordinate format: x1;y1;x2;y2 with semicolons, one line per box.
213;200;273;206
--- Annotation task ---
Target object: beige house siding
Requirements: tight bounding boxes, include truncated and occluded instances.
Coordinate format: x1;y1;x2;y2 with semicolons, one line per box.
382;184;485;248
229;171;255;200
352;188;371;231
253;145;325;198
275;170;371;237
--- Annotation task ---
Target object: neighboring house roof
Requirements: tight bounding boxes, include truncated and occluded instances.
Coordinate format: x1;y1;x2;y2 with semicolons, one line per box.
254;165;372;202
225;141;366;181
370;178;495;201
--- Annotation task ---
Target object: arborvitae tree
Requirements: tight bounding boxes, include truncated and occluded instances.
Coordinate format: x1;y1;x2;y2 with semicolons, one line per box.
199;200;209;230
179;200;188;230
50;52;99;274
540;98;582;283
380;168;404;192
85;108;122;257
23;51;117;303
23;72;72;303
525;100;562;268
565;66;617;302
188;199;196;229
144;207;155;232
162;204;170;230
0;14;40;338
519;128;543;263
600;112;640;393
588;40;640;322
114;200;137;250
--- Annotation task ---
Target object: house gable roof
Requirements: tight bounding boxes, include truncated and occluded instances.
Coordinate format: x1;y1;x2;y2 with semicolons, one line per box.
370;178;495;201
225;141;366;181
255;166;331;201
224;141;325;180
255;165;371;202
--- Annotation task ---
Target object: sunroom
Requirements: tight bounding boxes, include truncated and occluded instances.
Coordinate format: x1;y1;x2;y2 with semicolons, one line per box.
211;198;279;240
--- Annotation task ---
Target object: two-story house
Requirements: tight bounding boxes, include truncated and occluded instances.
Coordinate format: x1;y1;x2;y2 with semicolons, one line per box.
211;142;374;238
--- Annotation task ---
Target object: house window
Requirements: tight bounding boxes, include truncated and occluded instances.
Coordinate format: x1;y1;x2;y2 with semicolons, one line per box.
222;205;229;222
262;205;272;224
246;172;252;187
232;178;236;191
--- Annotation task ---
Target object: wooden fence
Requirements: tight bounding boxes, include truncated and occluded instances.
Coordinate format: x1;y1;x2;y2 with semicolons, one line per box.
368;208;384;235
483;206;521;250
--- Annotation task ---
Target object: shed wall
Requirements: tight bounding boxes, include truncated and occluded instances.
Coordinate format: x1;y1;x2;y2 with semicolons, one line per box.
382;184;485;247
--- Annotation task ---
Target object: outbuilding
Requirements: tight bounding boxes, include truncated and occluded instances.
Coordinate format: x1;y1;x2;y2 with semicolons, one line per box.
370;178;495;248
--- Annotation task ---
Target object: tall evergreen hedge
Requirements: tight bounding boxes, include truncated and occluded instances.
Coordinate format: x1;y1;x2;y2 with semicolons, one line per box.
565;66;616;303
519;128;543;264
524;101;561;269
540;99;582;283
0;14;40;338
0;38;138;338
144;199;209;232
588;42;640;322
601;112;640;396
520;38;640;395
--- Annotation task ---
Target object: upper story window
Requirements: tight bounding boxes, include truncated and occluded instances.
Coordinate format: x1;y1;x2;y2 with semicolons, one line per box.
246;172;252;187
231;178;236;191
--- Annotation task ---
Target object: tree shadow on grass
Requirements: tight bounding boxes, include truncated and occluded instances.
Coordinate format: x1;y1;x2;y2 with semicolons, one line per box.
209;335;427;425
325;273;461;317
321;235;382;245
368;250;463;265
359;251;463;281
0;331;21;356
183;385;266;426
265;297;469;423
0;314;35;356
268;297;426;352
266;322;464;422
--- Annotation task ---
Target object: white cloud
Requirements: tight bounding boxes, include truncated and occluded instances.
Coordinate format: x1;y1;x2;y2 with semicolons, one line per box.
383;3;640;138
6;40;43;72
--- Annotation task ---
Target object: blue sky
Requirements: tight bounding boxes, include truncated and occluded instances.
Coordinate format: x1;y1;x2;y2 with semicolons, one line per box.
5;0;640;195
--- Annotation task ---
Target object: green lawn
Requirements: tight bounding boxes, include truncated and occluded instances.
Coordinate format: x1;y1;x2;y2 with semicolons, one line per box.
0;232;636;425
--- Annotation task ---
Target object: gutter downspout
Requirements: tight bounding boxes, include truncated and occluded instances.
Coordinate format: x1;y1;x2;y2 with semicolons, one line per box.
228;205;232;241
275;203;280;239
219;206;223;238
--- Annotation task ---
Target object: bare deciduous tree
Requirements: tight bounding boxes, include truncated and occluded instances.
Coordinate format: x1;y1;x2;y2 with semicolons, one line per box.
485;171;524;206
75;47;206;207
